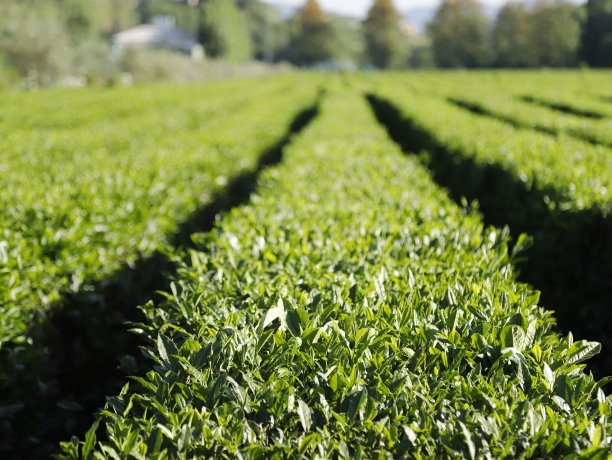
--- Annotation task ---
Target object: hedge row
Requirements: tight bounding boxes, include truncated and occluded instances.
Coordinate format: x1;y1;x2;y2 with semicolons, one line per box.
371;77;611;213
445;89;612;149
368;76;612;377
519;94;612;121
0;75;318;349
62;88;611;458
0;75;320;456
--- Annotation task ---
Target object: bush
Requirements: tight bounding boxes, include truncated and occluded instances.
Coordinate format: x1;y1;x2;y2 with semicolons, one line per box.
72;40;117;86
0;5;72;86
119;48;203;84
119;47;287;84
0;55;18;89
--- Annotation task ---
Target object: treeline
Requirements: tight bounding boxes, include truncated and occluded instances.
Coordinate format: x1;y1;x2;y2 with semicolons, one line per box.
174;0;612;69
429;0;612;68
0;0;610;88
135;0;612;69
288;0;612;69
0;0;285;87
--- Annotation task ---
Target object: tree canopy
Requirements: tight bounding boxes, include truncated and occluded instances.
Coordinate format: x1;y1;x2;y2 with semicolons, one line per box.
199;0;253;62
363;0;404;69
493;2;534;67
529;0;582;67
293;0;336;65
428;0;490;68
581;0;612;67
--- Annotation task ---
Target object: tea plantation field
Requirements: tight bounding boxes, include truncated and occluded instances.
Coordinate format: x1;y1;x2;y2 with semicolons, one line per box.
0;71;611;458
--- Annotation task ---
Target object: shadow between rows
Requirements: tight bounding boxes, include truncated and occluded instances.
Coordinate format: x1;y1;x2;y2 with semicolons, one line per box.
0;102;320;459
366;93;612;379
447;97;611;149
520;95;606;120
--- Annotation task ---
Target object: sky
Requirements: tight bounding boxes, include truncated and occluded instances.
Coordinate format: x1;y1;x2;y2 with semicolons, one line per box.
261;0;507;16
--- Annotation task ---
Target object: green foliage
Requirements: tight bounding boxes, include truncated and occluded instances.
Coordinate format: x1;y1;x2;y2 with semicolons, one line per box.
581;0;612;67
493;1;534;67
199;0;253;62
406;37;435;68
428;0;491;68
0;75;318;349
236;0;279;62
0;0;606;79
0;70;610;457
528;0;583;67
0;4;72;86
443;80;612;148
59;83;612;459
136;0;152;25
372;73;611;216
329;17;366;67
363;0;404;69
61;0;95;40
293;0;336;65
0;76;320;455
119;48;200;83
90;0;139;36
0;55;18;89
72;40;116;85
371;70;612;378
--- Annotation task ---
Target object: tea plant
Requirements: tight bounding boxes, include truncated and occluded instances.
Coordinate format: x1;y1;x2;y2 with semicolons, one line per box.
0;75;319;350
62;88;611;458
0;75;321;455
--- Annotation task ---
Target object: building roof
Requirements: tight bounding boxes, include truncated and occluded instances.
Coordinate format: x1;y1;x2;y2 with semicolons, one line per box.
113;23;199;55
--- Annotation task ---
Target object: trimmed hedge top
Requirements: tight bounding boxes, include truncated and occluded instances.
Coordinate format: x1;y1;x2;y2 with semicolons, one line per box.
62;88;611;458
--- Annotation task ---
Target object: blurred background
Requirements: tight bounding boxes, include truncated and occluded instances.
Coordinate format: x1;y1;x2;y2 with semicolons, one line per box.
0;0;610;89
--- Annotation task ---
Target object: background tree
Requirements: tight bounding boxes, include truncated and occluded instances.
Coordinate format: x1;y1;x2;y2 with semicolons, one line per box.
529;0;582;67
580;0;612;67
428;0;491;68
137;0;151;25
199;0;253;62
60;0;94;40
330;16;366;67
492;1;534;67
363;0;404;69
293;0;335;65
237;0;279;62
406;37;435;68
0;3;72;86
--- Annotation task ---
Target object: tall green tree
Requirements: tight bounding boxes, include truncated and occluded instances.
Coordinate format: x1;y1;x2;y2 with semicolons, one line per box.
428;0;490;68
331;16;366;66
492;1;534;67
294;0;335;65
61;0;94;39
237;0;278;62
137;0;151;24
580;0;612;66
0;3;72;85
199;0;253;62
363;0;404;69
529;0;582;67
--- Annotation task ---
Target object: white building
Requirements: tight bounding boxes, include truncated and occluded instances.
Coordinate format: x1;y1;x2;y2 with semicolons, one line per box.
112;16;204;61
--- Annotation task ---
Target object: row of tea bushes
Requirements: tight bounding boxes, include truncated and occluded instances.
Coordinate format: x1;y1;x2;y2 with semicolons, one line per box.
62;88;611;458
0;76;319;349
445;89;612;149
0;75;321;456
368;75;612;377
